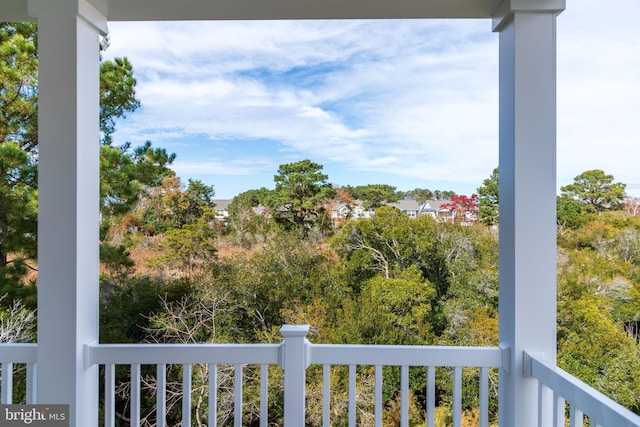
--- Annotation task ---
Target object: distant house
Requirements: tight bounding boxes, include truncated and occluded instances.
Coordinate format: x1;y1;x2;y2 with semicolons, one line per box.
419;200;456;223
386;199;422;218
212;199;232;221
330;200;374;227
330;198;459;225
210;199;273;222
223;196;469;226
459;210;479;226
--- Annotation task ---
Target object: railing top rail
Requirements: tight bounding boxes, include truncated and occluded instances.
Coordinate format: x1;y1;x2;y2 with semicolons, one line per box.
0;343;37;363
86;343;281;366
525;352;640;427
310;344;503;368
86;342;505;368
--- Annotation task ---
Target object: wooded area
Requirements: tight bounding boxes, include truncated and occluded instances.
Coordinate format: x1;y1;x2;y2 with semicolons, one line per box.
1;22;639;426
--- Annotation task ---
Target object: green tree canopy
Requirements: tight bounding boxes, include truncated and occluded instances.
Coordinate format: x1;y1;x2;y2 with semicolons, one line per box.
404;188;434;205
0;142;37;300
0;24;140;149
1;22;174;292
268;159;336;231
228;187;270;218
433;190;456;200
332;206;447;287
556;194;585;232
157;212;219;275
363;267;435;344
477;167;499;226
99;54;140;144
0;23;38;153
100;141;176;217
227;187;272;244
560;169;626;213
343;184;400;210
133;176;215;234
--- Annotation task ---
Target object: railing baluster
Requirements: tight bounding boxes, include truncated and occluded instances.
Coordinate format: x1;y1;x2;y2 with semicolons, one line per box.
570;404;583;427
401;365;409;427
234;364;243;427
183;364;192;427
349;364;356;427
131;364;141;427
156;364;166;427
1;362;13;404
427;366;435;427
260;364;268;427
323;364;331;427
553;393;565;427
105;364;115;427
539;383;554;427
209;364;217;427
374;365;382;427
479;367;488;427
26;362;37;404
558;395;566;427
453;366;462;427
538;381;543;427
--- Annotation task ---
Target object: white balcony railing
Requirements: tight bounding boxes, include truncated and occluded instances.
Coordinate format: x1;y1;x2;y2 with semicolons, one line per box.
0;342;37;405
524;352;640;427
86;325;504;427
1;327;640;427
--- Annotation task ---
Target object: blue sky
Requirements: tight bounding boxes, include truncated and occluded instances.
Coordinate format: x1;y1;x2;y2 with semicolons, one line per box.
103;0;640;199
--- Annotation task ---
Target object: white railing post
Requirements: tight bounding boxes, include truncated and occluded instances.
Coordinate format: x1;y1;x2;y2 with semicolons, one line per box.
280;325;310;427
493;1;564;425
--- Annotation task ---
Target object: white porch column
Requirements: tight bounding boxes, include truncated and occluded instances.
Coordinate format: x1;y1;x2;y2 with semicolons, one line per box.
29;0;106;425
493;1;564;426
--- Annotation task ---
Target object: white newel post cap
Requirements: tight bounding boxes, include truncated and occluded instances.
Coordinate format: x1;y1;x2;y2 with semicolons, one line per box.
280;325;311;338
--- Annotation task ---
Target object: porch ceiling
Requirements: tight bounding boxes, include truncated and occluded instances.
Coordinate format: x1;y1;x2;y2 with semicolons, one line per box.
2;0;493;22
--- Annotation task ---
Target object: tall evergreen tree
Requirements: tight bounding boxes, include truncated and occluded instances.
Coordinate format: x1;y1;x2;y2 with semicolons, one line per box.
560;169;626;214
0;22;174;295
268;159;336;231
477;167;499;226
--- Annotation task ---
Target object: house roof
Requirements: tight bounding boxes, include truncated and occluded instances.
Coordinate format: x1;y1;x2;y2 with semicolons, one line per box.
387;199;422;211
330;199;454;213
421;199;452;211
212;199;232;210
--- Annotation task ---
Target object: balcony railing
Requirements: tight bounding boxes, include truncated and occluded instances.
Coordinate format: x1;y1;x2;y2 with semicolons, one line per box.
524;352;640;427
1;326;640;427
0;342;37;405
86;325;504;427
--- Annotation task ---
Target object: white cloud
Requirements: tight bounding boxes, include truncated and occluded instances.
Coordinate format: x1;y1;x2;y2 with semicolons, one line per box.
104;2;639;196
172;157;274;176
557;0;640;193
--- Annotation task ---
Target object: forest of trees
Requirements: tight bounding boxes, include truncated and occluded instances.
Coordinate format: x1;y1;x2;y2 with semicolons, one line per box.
1;21;640;426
